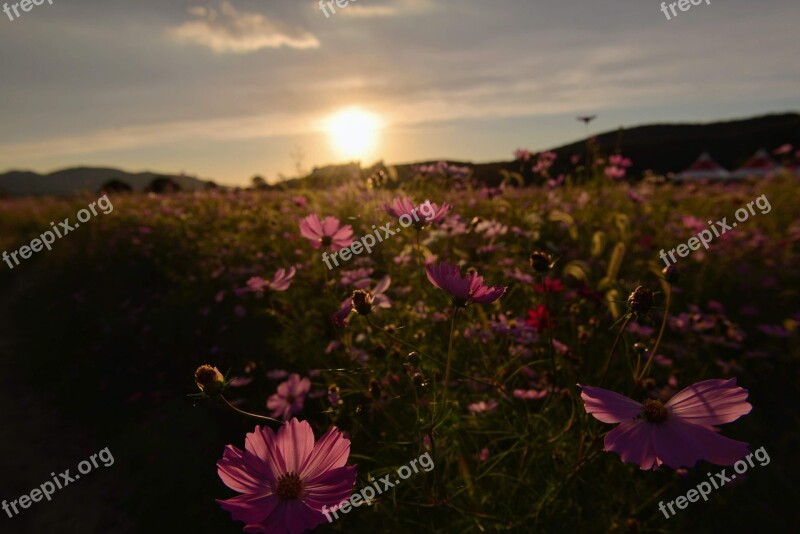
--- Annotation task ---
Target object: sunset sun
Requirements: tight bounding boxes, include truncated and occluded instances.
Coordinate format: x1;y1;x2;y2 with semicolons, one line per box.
324;107;382;159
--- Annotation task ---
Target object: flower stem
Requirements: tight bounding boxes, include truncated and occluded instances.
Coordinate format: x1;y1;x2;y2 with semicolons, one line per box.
441;307;460;409
542;275;558;390
636;284;671;383
366;316;425;356
539;275;558;411
220;396;282;424
366;316;501;391
598;314;632;386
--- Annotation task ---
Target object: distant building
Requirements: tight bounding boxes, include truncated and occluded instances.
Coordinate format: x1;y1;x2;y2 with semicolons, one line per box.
675;152;730;182
730;148;781;179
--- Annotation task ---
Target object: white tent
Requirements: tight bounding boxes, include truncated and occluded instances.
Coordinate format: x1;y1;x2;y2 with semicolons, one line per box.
730;149;781;179
675;152;730;181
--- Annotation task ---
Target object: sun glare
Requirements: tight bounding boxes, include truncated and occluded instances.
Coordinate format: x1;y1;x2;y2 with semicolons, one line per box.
325;107;382;159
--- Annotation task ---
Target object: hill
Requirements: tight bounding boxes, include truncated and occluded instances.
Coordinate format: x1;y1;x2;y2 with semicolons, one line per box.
288;112;800;188
0;167;215;197
3;112;798;195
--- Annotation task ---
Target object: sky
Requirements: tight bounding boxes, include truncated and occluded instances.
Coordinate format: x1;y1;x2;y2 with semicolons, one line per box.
0;0;799;186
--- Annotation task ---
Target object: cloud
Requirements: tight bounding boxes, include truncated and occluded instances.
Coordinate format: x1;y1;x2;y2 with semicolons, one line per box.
344;0;434;18
169;1;319;53
346;5;397;17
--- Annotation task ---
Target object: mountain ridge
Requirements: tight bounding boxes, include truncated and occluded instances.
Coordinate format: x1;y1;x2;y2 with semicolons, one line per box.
2;112;798;196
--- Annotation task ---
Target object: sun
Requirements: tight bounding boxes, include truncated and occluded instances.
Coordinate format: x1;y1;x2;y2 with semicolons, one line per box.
324;107;382;159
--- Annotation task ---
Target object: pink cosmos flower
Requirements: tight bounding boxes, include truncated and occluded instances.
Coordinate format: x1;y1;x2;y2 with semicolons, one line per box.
514;148;533;162
425;262;506;308
506;268;534;284
580;378;752;470
605;165;627;180
533;151;557;174
608;154;632;168
266;267;296;292
475;447;490;462
299;214;353;251
244;267;297;294
467;400;498;413
384;197;452;226
217;418;356;534
772;143;793;156
513;388;548;400
339;268;373;287
267;374;311;421
546;174;565;189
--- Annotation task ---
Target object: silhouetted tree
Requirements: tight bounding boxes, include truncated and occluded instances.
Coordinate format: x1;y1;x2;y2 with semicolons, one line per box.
98;179;133;194
145;176;181;193
251;175;268;190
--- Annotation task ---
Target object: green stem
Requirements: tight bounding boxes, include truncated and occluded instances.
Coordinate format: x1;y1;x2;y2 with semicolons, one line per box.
636;284;671;383
220;395;282;424
598;314;632;386
366;316;425;356
366;316;501;391
542;275;557;391
441;307;460;407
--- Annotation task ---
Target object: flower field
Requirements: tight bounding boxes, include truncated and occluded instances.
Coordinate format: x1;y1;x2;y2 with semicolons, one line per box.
1;163;799;533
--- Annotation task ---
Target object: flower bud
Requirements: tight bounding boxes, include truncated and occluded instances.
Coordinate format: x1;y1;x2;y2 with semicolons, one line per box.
529;251;553;274
327;384;342;407
352;289;374;316
627;286;654;315
194;365;225;396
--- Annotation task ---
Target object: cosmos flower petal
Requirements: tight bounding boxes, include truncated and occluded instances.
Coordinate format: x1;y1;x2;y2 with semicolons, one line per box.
425;263;445;290
471;286;506;303
331;225;353;241
275;418;315;473
652;418;750;468
604;419;660;470
278;499;327;534
217;444;271;493
299;427;351;480
276;380;292;397
303;465;357;506
372;294;392;308
268;267;296;292
383;201;400;219
245;425;285;476
216;492;278;525
321;216;341;236
293;376;311;397
665;378;752;425
580;385;643;423
373;275;391;295
426;262;505;304
299;215;323;241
